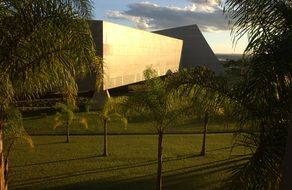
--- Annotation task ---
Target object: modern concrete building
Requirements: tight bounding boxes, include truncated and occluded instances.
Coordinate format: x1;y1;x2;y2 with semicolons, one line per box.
78;20;183;92
78;20;222;97
154;25;224;74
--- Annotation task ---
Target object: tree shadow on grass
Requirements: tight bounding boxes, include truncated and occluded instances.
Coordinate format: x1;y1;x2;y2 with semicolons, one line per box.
34;141;66;147
11;153;198;170
10;155;103;169
10;158;158;190
47;155;249;190
10;154;249;190
163;156;248;190
206;146;233;153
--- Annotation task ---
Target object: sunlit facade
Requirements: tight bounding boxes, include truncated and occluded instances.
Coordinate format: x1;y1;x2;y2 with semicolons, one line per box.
78;20;222;93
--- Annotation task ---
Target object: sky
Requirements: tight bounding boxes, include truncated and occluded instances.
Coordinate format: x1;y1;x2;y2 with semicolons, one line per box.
92;0;248;54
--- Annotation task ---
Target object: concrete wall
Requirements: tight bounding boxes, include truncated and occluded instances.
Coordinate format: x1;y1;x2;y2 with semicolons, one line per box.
101;21;183;90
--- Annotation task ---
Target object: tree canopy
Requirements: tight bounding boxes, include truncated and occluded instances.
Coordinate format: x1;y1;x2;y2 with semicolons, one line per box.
0;0;102;109
222;0;292;189
0;1;101;189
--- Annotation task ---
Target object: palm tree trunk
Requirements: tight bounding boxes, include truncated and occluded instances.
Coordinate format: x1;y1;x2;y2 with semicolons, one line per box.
156;131;163;190
3;142;14;190
4;161;7;190
280;110;292;190
66;122;70;143
200;112;209;156
103;119;108;156
0;121;7;190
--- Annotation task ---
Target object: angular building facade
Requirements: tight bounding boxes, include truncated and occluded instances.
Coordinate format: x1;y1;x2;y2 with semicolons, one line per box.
154;25;224;74
78;20;222;95
78;20;183;92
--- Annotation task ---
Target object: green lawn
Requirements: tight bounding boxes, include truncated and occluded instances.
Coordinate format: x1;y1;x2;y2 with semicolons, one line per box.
23;113;237;135
8;134;249;190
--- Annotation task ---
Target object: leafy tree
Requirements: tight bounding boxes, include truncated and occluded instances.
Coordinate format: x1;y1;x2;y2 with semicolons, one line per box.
53;103;88;143
96;97;127;156
0;0;101;188
126;68;189;190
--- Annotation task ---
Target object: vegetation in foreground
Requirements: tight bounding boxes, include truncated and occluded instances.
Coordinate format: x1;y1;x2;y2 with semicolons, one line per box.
0;0;101;188
8;134;249;190
1;0;290;189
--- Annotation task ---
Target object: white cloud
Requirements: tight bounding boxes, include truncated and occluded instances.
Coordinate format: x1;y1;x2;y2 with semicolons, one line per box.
106;1;228;32
166;3;197;12
106;10;153;30
187;0;219;12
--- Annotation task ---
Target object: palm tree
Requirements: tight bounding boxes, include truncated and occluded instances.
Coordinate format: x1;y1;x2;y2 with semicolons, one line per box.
96;97;127;156
221;0;292;189
200;112;209;156
171;60;290;189
53;103;88;143
126;68;189;190
191;91;224;156
3;108;33;188
170;1;291;188
169;67;228;156
199;92;226;156
0;0;101;189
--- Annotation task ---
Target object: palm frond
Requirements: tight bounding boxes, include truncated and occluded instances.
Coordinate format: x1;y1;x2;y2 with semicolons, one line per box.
0;0;102;108
108;112;128;128
53;103;74;129
96;96;129;130
223;125;286;190
79;116;88;129
53;121;63;130
126;67;197;133
222;0;292;54
3;107;34;161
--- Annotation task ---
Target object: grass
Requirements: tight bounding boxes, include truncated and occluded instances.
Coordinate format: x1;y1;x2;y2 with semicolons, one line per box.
23;112;237;135
8;134;250;190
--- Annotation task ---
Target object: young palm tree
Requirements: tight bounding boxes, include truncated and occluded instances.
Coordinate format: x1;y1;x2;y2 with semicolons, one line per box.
126;68;189;190
169;67;228;156
199;92;226;156
53;103;88;143
0;1;101;188
97;97;127;156
200;112;209;156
